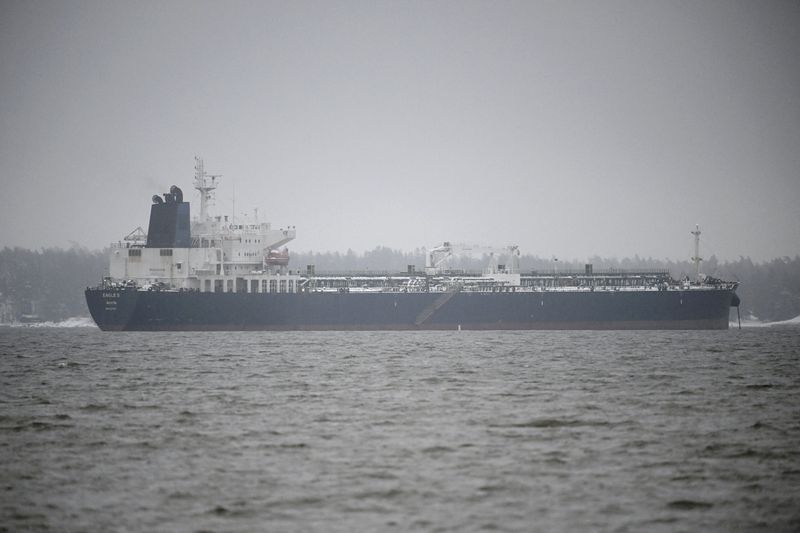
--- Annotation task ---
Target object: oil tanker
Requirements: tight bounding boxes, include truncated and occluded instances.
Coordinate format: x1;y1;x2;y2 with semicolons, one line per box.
85;159;740;331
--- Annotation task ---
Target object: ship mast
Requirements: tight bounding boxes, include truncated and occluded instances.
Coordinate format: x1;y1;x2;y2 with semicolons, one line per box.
193;156;220;221
691;224;703;281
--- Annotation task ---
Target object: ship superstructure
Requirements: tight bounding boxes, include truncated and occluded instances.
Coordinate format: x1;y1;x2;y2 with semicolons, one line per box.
87;160;740;331
108;157;300;295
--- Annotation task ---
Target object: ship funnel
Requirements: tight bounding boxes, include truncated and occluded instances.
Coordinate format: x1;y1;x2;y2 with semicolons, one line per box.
146;187;191;248
170;185;183;203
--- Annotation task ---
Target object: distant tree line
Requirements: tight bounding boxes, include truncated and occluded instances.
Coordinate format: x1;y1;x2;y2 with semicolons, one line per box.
0;245;798;323
0;246;106;322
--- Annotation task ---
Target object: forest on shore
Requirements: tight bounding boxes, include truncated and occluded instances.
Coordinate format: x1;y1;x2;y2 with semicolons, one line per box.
1;245;798;323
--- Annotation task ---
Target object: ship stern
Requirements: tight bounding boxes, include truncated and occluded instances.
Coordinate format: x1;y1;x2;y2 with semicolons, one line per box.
85;287;139;331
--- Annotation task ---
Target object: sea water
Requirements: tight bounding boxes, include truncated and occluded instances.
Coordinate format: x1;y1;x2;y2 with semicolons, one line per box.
1;326;798;532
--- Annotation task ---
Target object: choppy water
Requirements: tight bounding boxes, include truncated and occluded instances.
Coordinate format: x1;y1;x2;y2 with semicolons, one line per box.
1;326;799;532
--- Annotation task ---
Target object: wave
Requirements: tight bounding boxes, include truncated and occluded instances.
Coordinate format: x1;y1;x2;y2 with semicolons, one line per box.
765;315;800;326
731;315;800;328
5;317;97;328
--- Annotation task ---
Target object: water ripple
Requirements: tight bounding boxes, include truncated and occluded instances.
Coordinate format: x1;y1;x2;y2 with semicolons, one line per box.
0;327;798;531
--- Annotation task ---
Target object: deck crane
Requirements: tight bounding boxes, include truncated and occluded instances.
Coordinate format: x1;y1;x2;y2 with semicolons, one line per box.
425;242;521;277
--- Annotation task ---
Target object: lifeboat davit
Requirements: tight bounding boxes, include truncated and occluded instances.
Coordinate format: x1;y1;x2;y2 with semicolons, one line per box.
265;248;290;266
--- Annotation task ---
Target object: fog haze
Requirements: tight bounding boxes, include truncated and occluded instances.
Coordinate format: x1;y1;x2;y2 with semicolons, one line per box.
1;0;798;261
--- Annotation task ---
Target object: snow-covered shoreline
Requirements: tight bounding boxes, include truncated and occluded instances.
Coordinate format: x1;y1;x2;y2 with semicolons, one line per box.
1;317;97;328
2;315;798;329
732;315;800;328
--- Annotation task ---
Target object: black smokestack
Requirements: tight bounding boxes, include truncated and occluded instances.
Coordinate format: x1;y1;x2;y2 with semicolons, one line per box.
146;185;190;247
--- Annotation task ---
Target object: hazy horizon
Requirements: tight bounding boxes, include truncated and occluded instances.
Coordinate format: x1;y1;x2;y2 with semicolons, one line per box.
2;1;798;262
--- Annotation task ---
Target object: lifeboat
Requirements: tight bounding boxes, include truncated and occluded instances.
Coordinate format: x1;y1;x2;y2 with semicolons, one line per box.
265;248;290;266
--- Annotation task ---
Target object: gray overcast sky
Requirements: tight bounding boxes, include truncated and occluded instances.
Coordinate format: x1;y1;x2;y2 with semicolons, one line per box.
1;0;798;261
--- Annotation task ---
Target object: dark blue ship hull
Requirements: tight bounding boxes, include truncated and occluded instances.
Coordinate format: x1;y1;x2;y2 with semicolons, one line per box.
86;288;737;331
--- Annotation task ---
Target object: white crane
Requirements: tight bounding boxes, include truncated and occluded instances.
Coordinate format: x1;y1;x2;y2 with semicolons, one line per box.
425;242;521;276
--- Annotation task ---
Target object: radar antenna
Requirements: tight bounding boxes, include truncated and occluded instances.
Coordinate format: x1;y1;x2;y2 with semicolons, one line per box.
193;156;221;221
691;224;703;281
